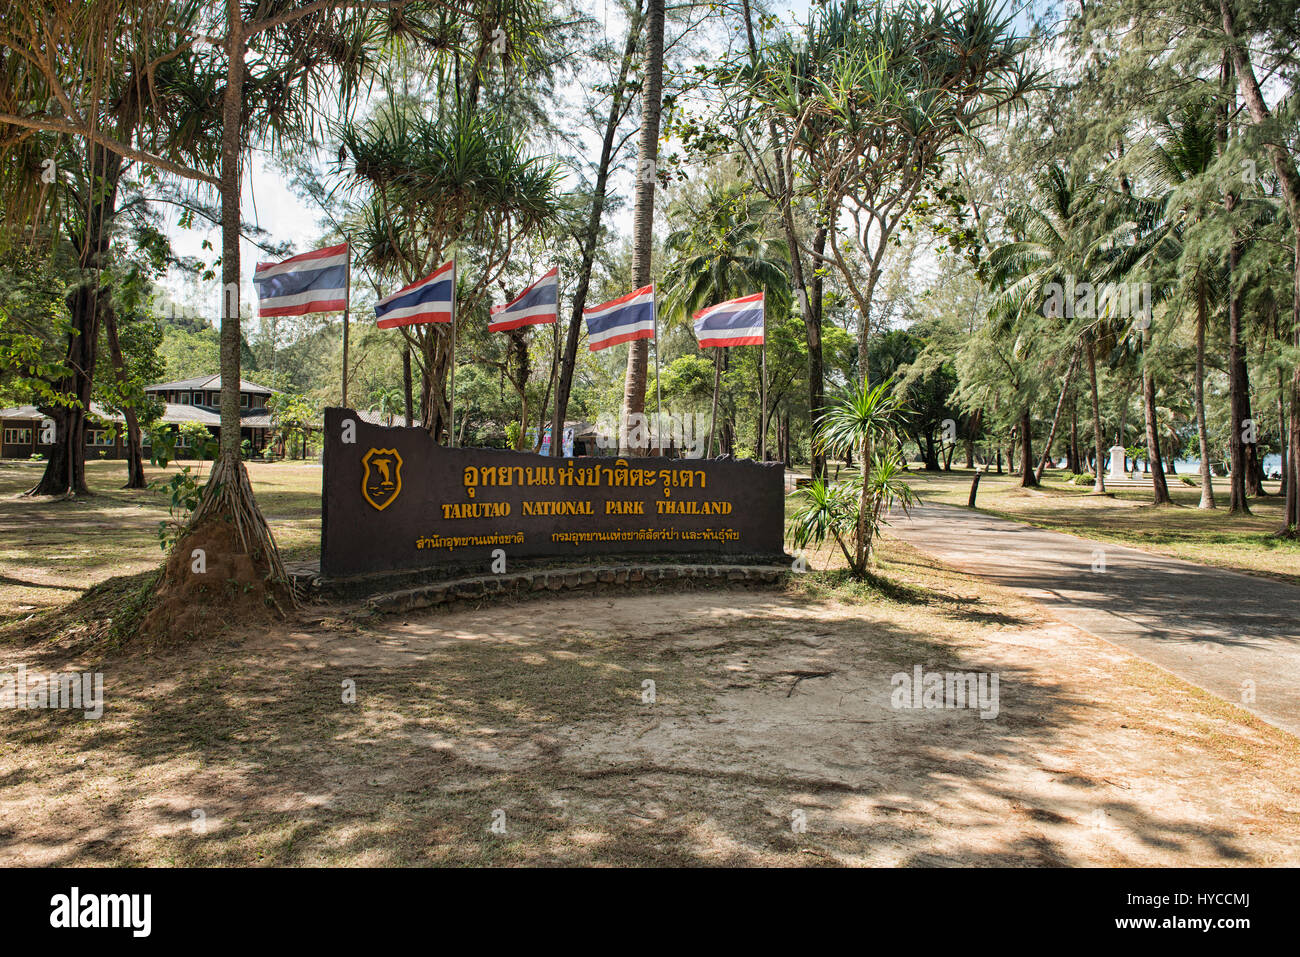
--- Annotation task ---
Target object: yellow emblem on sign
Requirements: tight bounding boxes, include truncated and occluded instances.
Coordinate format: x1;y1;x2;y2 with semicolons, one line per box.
361;448;403;511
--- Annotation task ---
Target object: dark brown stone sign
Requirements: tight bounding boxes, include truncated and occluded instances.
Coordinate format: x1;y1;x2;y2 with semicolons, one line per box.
320;408;786;578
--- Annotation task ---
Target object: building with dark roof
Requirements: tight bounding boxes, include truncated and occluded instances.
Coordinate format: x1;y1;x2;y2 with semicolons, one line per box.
0;376;280;460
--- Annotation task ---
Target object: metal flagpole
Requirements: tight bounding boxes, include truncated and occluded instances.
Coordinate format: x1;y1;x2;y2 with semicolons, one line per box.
760;288;767;462
707;347;721;458
652;283;663;456
449;256;457;447
548;266;561;454
341;239;351;408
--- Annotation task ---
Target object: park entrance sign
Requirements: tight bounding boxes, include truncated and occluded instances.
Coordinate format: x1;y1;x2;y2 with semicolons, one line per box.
321;408;785;578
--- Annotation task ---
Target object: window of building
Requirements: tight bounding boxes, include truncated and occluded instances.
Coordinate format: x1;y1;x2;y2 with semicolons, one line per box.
177;392;189;405
86;429;114;446
240;393;249;408
193;391;206;405
3;427;32;445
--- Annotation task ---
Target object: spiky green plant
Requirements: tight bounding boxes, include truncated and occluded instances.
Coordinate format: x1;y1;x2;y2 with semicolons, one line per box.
789;377;912;576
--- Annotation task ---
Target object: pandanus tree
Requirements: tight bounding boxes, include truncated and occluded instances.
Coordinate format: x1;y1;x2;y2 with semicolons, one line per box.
748;0;1037;390
338;94;561;442
788;378;916;576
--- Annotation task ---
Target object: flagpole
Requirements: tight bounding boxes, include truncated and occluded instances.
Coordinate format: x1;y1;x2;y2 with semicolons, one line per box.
652;283;663;457
546;263;561;455
449;256;457;448
708;346;721;458
760;288;767;462
341;239;351;408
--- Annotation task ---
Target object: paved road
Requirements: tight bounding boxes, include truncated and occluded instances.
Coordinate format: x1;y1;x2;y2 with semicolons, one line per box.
889;504;1300;737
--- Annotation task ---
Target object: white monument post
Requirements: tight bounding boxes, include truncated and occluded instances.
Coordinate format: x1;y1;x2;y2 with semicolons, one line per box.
1107;445;1127;482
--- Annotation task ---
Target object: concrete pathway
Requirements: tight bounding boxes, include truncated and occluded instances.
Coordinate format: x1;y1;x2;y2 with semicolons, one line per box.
889;503;1300;737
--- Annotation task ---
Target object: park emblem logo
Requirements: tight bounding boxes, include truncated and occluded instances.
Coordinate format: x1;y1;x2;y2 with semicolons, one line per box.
361;448;403;511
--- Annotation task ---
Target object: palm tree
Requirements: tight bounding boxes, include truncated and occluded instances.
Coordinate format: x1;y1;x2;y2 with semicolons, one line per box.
373;387;405;426
984;165;1104;489
1147;101;1221;508
660;183;790;328
660;182;791;455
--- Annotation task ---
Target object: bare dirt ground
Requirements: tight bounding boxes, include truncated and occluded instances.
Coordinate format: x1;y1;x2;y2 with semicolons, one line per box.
3;542;1297;867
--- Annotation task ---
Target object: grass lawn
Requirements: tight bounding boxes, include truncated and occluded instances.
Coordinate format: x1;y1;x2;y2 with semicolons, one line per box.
0;459;323;632
885;465;1300;587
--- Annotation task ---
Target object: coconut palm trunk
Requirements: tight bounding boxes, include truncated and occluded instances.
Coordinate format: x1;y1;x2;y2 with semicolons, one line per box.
1035;344;1080;483
619;0;664;456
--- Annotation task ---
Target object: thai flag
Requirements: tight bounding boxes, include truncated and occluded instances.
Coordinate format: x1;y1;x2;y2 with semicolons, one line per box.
254;243;348;317
375;260;455;329
693;292;765;348
490;267;558;332
584;284;656;352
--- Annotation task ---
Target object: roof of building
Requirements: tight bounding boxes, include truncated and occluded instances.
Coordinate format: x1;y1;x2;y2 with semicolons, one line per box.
146;375;278;395
1;402;274;429
0;402;118;422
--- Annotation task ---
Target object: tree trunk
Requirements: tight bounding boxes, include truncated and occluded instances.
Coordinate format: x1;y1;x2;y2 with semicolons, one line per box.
1067;399;1081;475
1195;281;1216;508
1085;334;1106;494
1019;410;1037;487
1278;366;1288;498
31;285;100;497
29;146;124;497
551;0;643;456
1227;199;1251;514
1141;328;1171;504
102;302;146;488
1036;344;1081;482
402;346;414;426
164;3;288;610
1220;0;1300;530
741;0;825;479
618;0;664;456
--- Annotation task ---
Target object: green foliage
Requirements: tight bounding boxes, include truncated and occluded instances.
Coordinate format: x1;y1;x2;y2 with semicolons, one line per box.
156;466;202;552
790;378;915;577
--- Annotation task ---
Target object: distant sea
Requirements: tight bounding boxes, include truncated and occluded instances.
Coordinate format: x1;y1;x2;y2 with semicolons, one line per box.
1059;455;1284;475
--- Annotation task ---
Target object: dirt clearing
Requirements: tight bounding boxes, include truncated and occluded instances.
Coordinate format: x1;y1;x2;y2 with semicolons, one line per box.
3;542;1296;866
